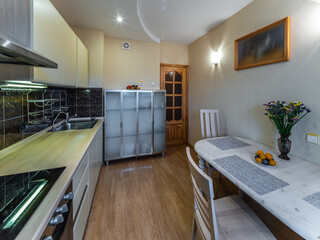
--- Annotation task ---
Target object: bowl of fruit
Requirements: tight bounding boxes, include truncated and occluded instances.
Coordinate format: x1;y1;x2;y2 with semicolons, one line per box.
254;150;277;168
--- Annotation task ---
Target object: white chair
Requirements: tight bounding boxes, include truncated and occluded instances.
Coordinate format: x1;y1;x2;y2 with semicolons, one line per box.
200;109;220;139
186;147;276;240
200;109;220;178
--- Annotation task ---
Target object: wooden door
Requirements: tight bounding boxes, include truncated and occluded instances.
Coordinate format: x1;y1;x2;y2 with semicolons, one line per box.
160;64;188;146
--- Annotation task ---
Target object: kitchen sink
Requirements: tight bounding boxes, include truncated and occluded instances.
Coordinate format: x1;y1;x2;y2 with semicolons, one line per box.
51;119;97;131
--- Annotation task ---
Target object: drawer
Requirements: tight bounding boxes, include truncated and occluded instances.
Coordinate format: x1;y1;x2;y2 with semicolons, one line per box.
73;165;88;220
73;184;89;240
73;151;89;194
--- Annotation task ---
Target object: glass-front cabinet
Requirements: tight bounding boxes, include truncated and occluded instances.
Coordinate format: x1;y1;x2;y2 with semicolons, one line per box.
104;90;166;163
153;91;166;153
105;91;121;159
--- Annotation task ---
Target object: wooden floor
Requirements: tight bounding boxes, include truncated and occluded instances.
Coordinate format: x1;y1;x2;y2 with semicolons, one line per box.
84;145;302;240
84;145;235;240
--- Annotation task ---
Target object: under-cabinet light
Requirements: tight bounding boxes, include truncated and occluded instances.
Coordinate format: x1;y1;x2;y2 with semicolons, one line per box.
0;80;47;89
5;84;46;89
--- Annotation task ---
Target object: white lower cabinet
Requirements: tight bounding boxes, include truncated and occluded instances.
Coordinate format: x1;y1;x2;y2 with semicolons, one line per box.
73;185;89;240
89;125;103;205
72;124;103;240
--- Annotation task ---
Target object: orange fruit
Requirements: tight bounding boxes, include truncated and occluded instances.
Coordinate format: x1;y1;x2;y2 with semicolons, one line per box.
256;150;264;156
265;153;273;160
256;158;262;164
269;160;276;166
259;154;266;160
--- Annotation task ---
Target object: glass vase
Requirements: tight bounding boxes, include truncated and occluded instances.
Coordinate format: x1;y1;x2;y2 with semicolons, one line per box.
278;135;291;160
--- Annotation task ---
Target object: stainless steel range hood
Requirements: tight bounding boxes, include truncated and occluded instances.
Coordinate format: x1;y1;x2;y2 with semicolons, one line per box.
0;35;58;68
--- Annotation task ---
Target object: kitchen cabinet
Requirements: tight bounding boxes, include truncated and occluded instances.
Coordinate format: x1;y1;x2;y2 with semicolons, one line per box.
33;0;63;85
0;0;88;86
104;90;166;163
62;21;77;87
72;123;103;240
33;0;88;87
88;120;103;205
77;38;89;88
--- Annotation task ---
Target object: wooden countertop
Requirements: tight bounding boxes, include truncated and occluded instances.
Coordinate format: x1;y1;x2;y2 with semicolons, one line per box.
0;119;104;240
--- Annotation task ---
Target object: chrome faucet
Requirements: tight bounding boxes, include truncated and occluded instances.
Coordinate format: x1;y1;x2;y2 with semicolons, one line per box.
52;111;69;131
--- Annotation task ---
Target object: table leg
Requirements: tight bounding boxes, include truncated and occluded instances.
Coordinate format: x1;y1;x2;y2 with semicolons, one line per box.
197;155;206;173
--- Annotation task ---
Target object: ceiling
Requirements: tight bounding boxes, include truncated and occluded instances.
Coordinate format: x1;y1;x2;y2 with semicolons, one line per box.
51;0;253;45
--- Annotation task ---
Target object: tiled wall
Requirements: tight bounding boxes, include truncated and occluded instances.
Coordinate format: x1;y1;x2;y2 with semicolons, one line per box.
0;87;103;151
66;88;103;117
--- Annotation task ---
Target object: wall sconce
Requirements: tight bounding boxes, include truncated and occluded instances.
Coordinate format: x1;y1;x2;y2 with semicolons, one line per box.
211;51;222;65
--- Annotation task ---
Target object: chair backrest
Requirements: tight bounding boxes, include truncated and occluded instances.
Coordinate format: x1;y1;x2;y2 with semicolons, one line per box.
200;109;220;139
186;147;218;240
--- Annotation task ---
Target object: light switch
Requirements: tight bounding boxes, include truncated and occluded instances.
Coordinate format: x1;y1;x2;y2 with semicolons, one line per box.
306;133;318;144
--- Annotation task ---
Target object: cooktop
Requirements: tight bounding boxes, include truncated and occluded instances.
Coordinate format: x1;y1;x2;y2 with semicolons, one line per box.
0;167;65;240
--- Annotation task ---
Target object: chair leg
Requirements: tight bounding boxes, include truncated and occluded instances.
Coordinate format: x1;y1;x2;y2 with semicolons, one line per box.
191;217;197;240
239;189;244;199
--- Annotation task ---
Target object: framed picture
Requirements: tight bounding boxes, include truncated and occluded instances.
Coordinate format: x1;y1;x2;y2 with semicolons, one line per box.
235;17;290;70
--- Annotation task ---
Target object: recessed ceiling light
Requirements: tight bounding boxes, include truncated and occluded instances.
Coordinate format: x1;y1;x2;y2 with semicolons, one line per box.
116;16;123;22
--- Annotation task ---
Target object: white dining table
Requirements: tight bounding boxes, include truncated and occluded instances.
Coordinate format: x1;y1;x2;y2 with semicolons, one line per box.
194;136;320;240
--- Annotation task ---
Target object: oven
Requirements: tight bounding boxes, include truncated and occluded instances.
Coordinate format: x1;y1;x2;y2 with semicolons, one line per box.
41;183;73;240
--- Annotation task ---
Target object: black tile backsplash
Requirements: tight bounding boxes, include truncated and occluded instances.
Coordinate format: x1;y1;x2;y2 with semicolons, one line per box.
76;89;90;105
5;117;23;148
65;88;103;118
0;87;103;151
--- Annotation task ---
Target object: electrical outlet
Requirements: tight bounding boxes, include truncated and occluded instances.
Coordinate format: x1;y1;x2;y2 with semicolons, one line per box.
306;133;318;144
136;81;143;86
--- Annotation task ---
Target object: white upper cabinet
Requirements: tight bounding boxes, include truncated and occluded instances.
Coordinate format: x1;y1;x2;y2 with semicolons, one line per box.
33;0;88;87
77;38;89;88
62;20;77;87
33;0;63;85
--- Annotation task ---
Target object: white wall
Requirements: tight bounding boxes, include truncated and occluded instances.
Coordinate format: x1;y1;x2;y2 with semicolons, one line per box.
188;0;320;164
72;27;104;88
160;42;188;65
103;37;160;89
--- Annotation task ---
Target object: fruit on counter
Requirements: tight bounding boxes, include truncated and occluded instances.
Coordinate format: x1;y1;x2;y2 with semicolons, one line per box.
256;150;264;156
256;158;262;164
265;153;273;160
269;160;276;166
259;154;266;160
126;85;141;90
255;150;277;166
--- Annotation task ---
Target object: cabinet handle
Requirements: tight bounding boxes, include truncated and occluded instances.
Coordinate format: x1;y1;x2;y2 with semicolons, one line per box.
62;192;73;201
55;204;68;214
49;214;64;226
41;236;53;240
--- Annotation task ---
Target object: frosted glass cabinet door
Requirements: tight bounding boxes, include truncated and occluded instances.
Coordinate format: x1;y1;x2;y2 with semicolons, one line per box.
122;92;138;156
154;91;166;153
105;91;121;159
138;92;152;155
105;92;121;110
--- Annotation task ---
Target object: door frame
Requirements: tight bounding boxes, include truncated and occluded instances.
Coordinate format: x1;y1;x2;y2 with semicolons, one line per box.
160;63;189;145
